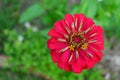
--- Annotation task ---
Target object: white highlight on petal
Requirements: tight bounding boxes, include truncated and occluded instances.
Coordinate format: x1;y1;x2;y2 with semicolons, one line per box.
65;20;69;27
64;34;69;39
68;54;73;62
75;18;78;28
96;42;103;44
57;38;66;42
71;22;75;29
84;24;95;34
65;27;70;34
90;46;97;51
88;40;97;43
78;19;83;31
89;46;101;53
86;51;93;58
76;50;79;59
59;46;69;53
89;33;97;38
65;19;71;33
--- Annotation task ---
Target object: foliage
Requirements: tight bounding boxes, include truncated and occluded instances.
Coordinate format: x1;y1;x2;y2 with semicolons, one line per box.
4;26;103;80
0;0;20;53
0;69;44;80
0;0;20;29
1;0;120;79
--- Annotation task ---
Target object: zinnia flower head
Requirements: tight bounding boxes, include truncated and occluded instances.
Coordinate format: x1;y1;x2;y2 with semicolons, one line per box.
47;14;104;73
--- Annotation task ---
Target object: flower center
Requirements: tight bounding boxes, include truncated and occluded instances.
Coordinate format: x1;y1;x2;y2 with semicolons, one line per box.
73;35;81;43
69;32;88;50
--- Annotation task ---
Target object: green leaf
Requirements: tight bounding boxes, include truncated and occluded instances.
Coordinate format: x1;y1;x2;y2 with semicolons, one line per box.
76;0;98;18
86;0;98;18
19;3;44;23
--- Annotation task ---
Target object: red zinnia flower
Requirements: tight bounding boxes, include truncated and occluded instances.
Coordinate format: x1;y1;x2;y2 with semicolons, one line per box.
47;14;104;73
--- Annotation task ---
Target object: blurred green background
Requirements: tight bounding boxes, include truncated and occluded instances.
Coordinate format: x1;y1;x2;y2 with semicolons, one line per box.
0;0;120;80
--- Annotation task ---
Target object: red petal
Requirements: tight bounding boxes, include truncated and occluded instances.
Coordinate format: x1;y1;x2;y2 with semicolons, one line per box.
48;29;64;38
68;51;75;65
87;47;102;62
54;20;67;34
48;37;66;44
71;60;82;73
57;50;71;71
91;47;103;60
70;51;85;73
70;51;86;67
77;53;86;67
64;14;74;30
58;61;71;71
74;14;85;29
80;50;95;68
64;64;71;71
47;39;67;50
86;26;103;41
61;50;70;63
89;42;104;50
58;60;71;71
86;26;104;50
82;18;94;31
50;50;61;63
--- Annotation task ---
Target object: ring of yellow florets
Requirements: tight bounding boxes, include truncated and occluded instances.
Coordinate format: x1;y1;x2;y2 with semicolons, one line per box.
69;32;88;51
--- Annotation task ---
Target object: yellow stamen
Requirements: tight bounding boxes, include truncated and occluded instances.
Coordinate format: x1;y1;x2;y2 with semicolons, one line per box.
69;45;75;51
81;43;88;50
